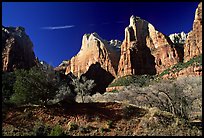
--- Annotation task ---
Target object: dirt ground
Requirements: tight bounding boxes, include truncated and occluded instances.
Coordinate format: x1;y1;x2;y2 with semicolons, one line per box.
2;102;148;136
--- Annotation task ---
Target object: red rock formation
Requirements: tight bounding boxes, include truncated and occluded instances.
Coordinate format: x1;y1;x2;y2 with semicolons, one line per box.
162;2;202;79
2;26;36;72
162;65;202;80
65;33;120;78
106;86;124;92
63;33;121;92
184;2;202;62
117;16;183;77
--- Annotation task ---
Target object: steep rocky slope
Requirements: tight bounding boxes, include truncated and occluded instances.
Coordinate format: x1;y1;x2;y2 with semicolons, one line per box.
160;2;202;79
2;26;36;72
64;33;121;92
184;2;202;62
55;2;202;91
117;15;183;77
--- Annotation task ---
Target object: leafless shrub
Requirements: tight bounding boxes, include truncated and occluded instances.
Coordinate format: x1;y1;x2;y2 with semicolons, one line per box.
71;76;96;103
134;107;202;136
48;84;76;105
91;76;202;120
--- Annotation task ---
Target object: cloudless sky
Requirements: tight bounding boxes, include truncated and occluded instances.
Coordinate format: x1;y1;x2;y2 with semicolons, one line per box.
2;2;199;67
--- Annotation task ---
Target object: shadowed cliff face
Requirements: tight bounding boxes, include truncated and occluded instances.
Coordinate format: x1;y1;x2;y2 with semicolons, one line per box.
130;46;156;75
117;16;183;77
82;62;115;94
2;26;36;72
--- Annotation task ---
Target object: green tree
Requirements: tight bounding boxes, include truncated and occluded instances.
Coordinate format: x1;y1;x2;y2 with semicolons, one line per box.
71;76;95;103
2;72;16;103
10;66;58;105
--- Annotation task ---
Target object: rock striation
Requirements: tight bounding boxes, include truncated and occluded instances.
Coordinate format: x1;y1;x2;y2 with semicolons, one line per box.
65;33;121;77
2;26;36;72
63;32;121;92
117;15;183;77
184;2;202;62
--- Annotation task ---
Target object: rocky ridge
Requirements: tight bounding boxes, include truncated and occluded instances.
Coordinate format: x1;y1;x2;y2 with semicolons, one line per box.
117;15;183;77
184;2;202;62
2;26;36;72
55;2;202;92
63;32;121;92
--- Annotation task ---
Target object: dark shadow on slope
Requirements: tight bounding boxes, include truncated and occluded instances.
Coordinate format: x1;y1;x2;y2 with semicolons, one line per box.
130;45;156;75
128;21;156;75
43;102;148;122
165;35;184;62
82;62;115;94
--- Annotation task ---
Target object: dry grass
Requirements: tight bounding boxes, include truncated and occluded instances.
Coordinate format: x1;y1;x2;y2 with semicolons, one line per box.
2;101;202;136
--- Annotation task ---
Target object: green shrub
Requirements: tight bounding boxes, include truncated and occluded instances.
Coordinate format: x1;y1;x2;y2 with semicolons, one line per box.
2;72;16;103
99;127;110;133
10;67;58;105
49;124;65;136
100;127;105;133
110;89;119;93
108;76;133;87
159;54;202;77
106;120;113;128
33;122;51;136
109;75;154;87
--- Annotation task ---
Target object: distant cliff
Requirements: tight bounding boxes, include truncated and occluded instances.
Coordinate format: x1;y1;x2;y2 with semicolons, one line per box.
54;2;202;92
2;26;36;72
184;2;202;62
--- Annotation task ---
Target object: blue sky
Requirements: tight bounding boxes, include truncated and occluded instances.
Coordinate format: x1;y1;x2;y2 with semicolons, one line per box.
2;2;199;67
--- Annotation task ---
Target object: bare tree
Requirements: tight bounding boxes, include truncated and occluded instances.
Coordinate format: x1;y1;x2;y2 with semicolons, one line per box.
71;76;95;103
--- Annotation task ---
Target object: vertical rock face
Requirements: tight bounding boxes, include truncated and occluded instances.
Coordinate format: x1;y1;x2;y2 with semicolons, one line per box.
117;16;182;77
65;33;121;77
2;26;36;72
64;33;121;92
184;2;202;62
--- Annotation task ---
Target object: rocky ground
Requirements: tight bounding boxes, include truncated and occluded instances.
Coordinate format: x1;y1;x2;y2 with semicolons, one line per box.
2;102;202;136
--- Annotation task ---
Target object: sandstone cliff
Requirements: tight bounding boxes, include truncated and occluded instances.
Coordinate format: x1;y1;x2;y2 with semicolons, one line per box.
2;26;36;72
184;2;202;62
163;2;203;78
57;2;202;91
117;16;183;77
65;33;121;77
63;33;121;92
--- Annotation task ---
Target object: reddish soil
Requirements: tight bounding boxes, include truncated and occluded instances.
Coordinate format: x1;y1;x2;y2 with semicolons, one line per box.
3;102;148;136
